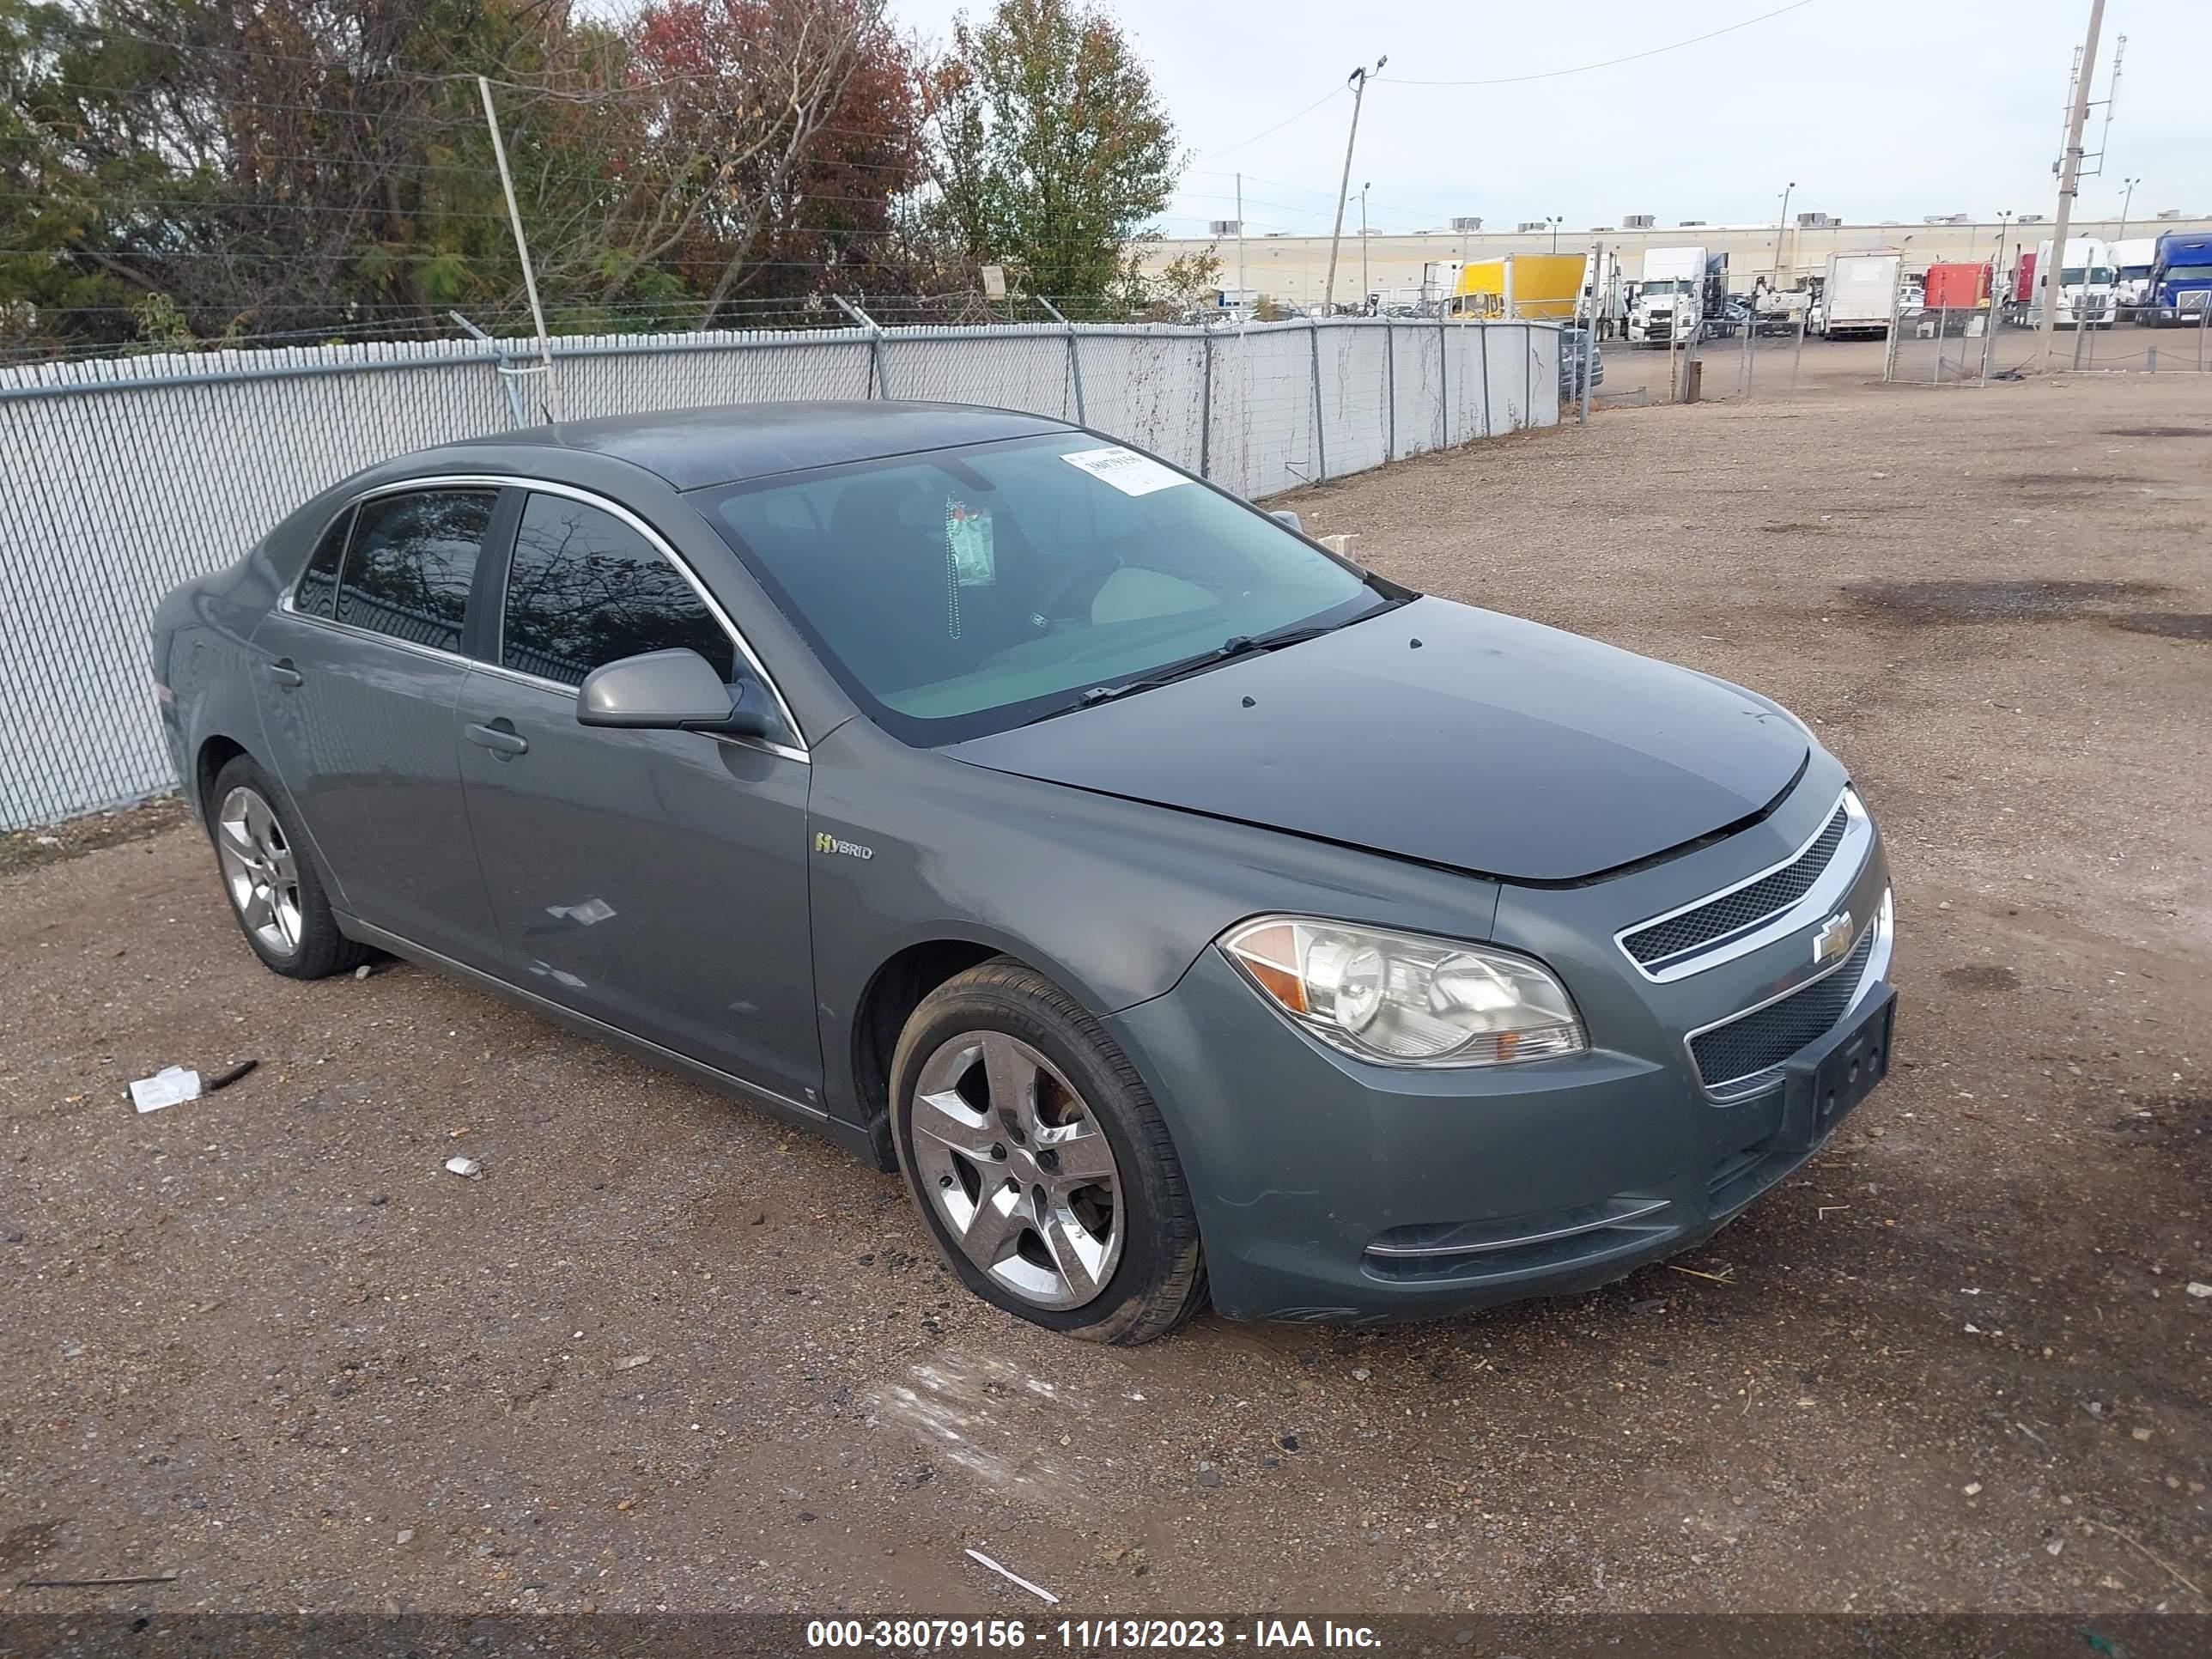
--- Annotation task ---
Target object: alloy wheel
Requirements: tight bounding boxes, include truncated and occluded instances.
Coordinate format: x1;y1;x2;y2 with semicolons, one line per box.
909;1030;1124;1310
215;786;303;956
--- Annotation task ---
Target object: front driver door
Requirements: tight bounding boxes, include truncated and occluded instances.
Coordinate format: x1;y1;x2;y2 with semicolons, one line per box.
455;487;822;1107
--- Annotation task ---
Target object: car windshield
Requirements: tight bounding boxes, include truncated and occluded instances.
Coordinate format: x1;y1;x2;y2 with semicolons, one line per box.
699;434;1389;744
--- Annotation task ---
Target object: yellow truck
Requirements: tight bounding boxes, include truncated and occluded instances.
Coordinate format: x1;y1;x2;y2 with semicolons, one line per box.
1449;253;1588;319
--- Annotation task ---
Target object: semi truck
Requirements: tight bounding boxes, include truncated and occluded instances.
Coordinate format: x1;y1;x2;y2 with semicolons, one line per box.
2142;231;2212;327
1627;246;1728;345
1923;262;1992;314
2110;237;2158;321
1812;252;1901;339
2023;237;2114;329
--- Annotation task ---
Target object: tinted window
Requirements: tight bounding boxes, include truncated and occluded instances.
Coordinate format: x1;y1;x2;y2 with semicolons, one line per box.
335;490;494;653
502;494;734;687
295;506;353;619
699;434;1380;744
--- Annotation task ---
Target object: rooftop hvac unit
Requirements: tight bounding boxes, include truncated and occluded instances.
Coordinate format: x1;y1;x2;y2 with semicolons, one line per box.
2019;213;2046;223
1678;220;1706;227
1516;220;1547;232
1622;214;1656;229
1450;216;1483;231
1207;220;1242;236
2155;208;2183;220
1796;211;1835;228
1923;213;1970;224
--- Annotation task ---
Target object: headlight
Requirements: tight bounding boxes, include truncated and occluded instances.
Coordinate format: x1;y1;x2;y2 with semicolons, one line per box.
1219;917;1587;1067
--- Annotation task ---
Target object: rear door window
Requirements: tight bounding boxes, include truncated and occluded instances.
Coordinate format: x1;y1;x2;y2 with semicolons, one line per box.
334;489;496;653
500;493;735;687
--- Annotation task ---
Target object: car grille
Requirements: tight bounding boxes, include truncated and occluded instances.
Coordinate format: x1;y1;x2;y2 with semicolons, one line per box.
1689;925;1877;1091
1623;803;1850;969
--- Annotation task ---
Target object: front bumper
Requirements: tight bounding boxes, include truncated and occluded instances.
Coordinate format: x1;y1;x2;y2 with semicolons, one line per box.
1105;787;1894;1324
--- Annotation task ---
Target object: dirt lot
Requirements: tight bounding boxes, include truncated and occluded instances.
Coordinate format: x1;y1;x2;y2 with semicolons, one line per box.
3;373;2207;1620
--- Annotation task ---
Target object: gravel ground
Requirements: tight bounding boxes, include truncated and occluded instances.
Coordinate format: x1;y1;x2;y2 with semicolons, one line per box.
3;373;2207;1620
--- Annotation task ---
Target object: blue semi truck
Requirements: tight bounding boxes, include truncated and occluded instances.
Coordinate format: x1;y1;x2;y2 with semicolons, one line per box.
2143;230;2212;326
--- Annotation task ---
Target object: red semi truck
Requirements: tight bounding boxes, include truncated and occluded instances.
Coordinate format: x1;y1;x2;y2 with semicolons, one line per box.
1923;262;1992;312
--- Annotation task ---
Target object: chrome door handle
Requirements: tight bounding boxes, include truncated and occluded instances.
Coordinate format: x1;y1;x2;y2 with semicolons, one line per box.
465;721;529;757
264;659;303;689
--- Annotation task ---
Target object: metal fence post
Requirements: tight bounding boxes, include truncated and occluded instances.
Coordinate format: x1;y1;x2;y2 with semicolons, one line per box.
1038;296;1087;424
832;295;887;396
1476;323;1491;436
1881;274;1904;382
1437;318;1450;450
2200;298;2209;370
451;311;529;428
1200;329;1214;480
1522;324;1532;428
1309;319;1328;483
1383;321;1397;459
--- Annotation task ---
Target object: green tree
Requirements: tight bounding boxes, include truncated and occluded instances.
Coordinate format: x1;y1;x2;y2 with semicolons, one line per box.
924;0;1177;301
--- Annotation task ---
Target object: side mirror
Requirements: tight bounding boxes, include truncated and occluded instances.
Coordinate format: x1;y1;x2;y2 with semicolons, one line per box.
576;648;771;739
1269;509;1304;532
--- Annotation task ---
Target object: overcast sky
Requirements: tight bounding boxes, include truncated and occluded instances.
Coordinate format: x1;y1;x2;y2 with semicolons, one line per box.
890;0;2209;237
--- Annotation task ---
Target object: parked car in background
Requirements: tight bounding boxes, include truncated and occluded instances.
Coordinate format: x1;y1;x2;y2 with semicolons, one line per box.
152;403;1896;1342
1558;325;1604;402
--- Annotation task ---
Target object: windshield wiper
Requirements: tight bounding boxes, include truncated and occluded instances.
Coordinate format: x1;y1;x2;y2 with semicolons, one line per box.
1016;603;1407;729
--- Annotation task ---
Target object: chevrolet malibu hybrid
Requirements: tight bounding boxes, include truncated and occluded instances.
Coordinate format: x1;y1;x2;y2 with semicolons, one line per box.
151;402;1896;1342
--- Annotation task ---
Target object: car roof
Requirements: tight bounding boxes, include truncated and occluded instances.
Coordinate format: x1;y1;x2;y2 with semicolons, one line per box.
432;400;1076;490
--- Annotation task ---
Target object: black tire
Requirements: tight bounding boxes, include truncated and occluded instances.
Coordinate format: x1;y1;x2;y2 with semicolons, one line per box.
889;957;1206;1344
204;753;371;980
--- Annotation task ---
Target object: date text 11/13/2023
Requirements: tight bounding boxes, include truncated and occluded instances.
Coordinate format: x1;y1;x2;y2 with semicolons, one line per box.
805;1620;1382;1649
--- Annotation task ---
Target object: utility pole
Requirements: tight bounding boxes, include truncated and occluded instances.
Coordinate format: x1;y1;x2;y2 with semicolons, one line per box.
1323;57;1386;313
2035;0;2106;370
478;75;557;419
1236;173;1246;305
1548;216;1561;255
1773;180;1796;278
1359;184;1370;310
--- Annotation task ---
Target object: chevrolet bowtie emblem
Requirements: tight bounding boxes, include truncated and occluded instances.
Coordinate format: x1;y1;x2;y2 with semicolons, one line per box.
1813;909;1855;967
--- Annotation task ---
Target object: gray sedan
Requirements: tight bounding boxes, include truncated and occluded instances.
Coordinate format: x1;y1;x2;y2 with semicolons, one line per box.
151;403;1895;1342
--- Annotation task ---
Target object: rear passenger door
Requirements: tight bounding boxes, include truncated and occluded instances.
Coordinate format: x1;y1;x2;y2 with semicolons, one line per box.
455;487;822;1106
252;484;510;969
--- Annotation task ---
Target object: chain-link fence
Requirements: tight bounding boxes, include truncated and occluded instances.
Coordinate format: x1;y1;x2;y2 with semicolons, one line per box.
0;315;1557;829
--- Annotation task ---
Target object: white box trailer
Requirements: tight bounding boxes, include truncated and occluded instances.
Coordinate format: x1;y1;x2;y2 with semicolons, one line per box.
1815;252;1901;339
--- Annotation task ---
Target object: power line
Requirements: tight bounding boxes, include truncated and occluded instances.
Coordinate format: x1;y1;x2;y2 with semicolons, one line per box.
1193;87;1346;163
1382;0;1823;87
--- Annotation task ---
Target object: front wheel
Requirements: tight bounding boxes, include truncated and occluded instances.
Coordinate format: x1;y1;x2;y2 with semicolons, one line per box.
890;958;1206;1343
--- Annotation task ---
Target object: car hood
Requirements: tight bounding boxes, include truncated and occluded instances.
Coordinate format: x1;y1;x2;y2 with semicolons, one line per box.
945;595;1808;884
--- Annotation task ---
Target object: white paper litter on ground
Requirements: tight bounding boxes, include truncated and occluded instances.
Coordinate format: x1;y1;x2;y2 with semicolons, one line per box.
963;1547;1059;1604
443;1156;483;1179
130;1066;202;1113
1060;446;1188;497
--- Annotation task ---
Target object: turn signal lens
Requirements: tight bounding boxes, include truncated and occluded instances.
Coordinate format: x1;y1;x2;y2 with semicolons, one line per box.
1220;917;1587;1067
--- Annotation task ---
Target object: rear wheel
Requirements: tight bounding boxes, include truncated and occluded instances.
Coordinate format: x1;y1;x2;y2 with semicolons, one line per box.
206;754;369;980
890;958;1206;1344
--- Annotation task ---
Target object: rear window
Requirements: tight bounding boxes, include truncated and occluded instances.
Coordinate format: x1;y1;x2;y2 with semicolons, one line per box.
334;490;495;653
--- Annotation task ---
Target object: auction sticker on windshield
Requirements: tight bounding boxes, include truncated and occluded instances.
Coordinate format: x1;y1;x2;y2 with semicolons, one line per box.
1060;446;1188;496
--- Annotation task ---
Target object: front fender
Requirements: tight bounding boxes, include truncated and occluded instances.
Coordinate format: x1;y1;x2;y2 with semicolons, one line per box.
801;718;1502;1133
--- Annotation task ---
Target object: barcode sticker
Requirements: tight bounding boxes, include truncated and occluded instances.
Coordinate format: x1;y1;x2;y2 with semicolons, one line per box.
1060;446;1188;497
